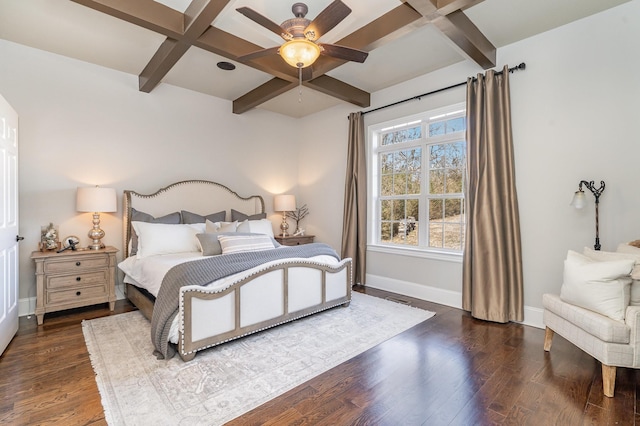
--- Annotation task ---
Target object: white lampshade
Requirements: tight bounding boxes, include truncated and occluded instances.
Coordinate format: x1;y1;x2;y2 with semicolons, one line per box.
77;186;117;213
274;194;296;212
570;190;587;209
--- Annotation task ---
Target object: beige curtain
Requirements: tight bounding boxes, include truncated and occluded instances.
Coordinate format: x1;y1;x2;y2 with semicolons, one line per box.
462;66;523;322
341;112;367;285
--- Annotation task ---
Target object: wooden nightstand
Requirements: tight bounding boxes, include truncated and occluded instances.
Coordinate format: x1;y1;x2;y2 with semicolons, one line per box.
275;235;315;246
31;246;118;325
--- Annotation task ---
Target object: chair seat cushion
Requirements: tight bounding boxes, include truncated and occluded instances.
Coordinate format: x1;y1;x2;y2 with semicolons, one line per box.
543;293;630;344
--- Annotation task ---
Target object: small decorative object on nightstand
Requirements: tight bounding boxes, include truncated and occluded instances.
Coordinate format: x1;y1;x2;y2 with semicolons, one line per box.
274;235;315;246
30;246;118;325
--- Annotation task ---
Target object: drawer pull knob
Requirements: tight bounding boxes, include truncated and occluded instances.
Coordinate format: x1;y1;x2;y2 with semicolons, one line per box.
76;277;81;282
76;291;81;296
76;262;81;266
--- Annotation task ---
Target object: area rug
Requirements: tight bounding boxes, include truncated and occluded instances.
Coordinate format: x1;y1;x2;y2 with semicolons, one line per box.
82;292;434;425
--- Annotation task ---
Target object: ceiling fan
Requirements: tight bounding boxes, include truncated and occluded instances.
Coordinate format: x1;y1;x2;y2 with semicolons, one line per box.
236;1;369;72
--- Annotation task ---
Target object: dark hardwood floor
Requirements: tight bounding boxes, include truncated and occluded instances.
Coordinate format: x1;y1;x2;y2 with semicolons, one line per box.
0;286;637;425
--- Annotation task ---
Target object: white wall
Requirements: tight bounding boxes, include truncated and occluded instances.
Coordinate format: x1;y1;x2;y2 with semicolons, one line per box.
299;0;640;327
0;40;299;304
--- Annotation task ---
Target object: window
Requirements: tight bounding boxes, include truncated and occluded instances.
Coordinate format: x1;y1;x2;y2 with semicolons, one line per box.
370;104;466;255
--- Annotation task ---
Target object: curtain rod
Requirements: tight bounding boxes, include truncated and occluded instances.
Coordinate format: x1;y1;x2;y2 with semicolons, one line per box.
360;62;526;116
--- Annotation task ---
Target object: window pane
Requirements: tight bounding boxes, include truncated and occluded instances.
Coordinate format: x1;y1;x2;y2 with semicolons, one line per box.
429;145;444;169
381;126;421;146
380;222;392;242
406;199;419;220
408;172;420;194
429;199;443;220
429;170;444;194
381;200;392;221
445;117;466;133
429;222;443;248
393;173;407;195
445;168;464;193
381;174;393;196
381;153;393;173
445;142;466;168
444;198;463;221
443;223;463;250
429;122;444;137
392;199;405;221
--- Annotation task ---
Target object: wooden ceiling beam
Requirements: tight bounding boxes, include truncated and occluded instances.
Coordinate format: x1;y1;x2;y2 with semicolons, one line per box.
138;1;231;92
70;0;184;38
305;76;370;107
404;0;496;69
233;79;296;115
431;10;496;69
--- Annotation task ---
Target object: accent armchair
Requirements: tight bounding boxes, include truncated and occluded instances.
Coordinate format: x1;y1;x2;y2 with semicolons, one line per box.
543;293;640;397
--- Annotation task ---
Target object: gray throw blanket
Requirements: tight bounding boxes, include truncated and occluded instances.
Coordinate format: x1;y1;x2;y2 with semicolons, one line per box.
151;243;340;359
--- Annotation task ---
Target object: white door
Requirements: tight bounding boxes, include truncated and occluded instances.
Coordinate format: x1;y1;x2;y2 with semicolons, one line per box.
0;94;19;356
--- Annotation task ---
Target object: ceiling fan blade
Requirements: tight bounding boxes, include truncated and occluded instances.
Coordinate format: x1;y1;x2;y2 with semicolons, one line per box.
236;7;289;39
304;0;351;41
320;44;368;63
237;46;280;62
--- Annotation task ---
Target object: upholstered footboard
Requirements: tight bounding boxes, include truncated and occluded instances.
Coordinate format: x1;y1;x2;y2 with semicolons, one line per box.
177;258;353;361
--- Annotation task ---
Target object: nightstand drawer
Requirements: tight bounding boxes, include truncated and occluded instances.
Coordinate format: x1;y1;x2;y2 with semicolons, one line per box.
44;256;109;274
46;270;108;289
46;284;108;305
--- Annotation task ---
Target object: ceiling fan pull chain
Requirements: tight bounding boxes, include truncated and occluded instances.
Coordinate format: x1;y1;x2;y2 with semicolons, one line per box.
298;65;303;103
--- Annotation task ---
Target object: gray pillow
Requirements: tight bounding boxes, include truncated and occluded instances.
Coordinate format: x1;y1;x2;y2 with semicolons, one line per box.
129;208;181;256
231;209;266;221
196;232;280;256
181;210;226;224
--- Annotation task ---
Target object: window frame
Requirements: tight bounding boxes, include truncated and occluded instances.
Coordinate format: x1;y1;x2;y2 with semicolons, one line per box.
367;102;466;261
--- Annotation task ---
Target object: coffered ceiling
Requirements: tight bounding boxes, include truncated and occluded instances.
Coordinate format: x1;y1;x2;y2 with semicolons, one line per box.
0;0;631;117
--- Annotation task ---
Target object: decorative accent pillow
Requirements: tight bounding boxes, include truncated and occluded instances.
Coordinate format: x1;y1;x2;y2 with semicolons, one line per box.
231;209;266;221
129;208;181;256
560;250;633;321
196;232;280;256
584;246;640;280
205;220;238;233
217;234;275;255
181;210;226;224
236;219;274;237
132;221;205;258
615;243;640;305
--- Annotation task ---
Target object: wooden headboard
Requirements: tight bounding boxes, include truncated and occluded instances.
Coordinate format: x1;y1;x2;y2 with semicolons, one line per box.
123;180;265;257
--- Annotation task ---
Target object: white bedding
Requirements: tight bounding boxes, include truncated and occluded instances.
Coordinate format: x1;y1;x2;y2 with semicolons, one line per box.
118;252;340;343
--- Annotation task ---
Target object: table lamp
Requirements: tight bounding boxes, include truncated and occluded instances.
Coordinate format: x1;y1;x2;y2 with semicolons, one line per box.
77;186;117;250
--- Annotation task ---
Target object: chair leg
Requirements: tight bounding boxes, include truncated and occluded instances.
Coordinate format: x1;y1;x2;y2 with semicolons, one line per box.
543;327;554;351
602;364;616;397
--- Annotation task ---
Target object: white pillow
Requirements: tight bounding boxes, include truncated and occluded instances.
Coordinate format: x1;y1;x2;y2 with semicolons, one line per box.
560;250;633;321
217;234;275;255
236;219;275;237
132;221;205;258
205;220;238;233
615;243;640;305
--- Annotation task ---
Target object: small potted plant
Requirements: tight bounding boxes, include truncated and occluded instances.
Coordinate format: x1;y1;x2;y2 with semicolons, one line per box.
286;204;309;236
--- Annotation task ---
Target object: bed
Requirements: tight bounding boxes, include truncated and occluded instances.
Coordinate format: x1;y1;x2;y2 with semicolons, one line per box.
120;180;352;361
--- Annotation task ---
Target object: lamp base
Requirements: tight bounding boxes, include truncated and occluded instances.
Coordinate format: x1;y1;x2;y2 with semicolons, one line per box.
87;212;106;250
280;213;290;237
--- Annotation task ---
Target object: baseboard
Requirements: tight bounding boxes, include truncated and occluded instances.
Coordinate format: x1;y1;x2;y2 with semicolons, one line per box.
18;282;127;317
365;274;544;329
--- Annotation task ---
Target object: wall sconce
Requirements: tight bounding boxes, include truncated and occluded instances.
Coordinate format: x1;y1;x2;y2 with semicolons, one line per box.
77;186;117;250
274;194;296;237
570;180;605;250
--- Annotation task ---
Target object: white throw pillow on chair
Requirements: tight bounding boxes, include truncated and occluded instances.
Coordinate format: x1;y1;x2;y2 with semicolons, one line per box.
560;250;633;321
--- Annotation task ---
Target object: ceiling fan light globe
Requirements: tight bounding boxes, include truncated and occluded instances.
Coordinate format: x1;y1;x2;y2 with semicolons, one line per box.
279;39;321;68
